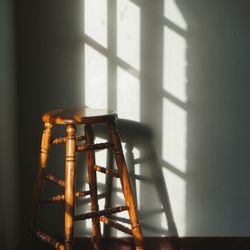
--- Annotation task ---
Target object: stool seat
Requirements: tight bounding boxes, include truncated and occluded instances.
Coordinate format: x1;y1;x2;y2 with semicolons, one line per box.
42;108;117;125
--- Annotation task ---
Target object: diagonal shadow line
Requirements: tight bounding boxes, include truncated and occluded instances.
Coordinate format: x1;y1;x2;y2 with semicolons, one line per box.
161;160;186;180
83;34;140;79
163;17;187;38
139;208;165;218
127;0;144;8
129;173;153;183
162;89;188;111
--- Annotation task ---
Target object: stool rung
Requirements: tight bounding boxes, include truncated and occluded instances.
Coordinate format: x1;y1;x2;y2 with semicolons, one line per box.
94;165;120;178
76;135;86;141
51;135;85;144
35;230;64;250
74;206;129;221
99;216;132;235
76;142;113;152
45;174;65;187
41;191;91;203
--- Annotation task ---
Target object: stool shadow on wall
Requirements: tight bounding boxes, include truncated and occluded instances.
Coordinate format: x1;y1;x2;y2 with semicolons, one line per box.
92;119;179;238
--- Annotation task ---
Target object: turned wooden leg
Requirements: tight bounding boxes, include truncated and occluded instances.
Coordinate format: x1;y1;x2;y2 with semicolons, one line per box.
65;125;76;250
85;124;102;250
108;120;144;250
32;122;53;228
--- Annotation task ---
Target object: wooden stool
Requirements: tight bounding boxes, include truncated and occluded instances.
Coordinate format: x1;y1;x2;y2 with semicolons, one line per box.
31;108;144;250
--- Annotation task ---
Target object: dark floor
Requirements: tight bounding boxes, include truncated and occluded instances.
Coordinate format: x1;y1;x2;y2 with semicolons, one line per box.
22;236;250;250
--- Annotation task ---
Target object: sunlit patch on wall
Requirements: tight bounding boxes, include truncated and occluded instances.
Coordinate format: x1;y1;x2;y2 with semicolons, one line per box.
162;98;187;173
160;212;169;232
163;25;187;103
117;67;140;122
164;0;187;31
84;0;107;47
95;137;108;185
117;0;140;70
163;0;188;237
84;44;107;109
162;167;186;236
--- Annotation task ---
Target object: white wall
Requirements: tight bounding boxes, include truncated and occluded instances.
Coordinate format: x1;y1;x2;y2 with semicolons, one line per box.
15;0;250;244
0;0;19;249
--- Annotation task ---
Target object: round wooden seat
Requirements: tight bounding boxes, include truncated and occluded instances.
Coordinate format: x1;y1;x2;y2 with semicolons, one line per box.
42;108;117;125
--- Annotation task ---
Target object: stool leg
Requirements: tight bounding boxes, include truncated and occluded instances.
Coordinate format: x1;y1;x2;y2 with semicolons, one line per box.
108;121;144;250
65;125;76;250
85;124;102;250
32;122;53;227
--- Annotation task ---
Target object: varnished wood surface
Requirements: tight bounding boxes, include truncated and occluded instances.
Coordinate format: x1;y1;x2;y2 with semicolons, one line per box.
64;125;76;250
85;124;102;250
99;216;132;235
108;121;144;250
42;108;117;125
32;122;53;226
